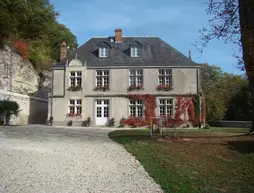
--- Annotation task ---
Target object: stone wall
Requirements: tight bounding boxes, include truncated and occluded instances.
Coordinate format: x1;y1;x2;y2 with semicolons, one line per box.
0;89;48;125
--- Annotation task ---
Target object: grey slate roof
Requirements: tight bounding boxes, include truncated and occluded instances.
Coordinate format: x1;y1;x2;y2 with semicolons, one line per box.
54;37;200;68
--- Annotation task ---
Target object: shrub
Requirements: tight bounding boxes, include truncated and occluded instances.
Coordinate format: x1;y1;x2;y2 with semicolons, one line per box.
0;100;19;115
13;40;29;60
81;120;88;126
0;100;20;125
203;123;210;129
87;117;91;126
67;120;72;126
48;116;53;126
108;118;115;127
81;117;91;127
119;117;126;127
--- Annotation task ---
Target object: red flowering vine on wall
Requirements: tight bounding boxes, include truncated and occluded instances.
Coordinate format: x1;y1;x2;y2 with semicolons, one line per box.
120;94;203;128
201;95;206;125
188;103;195;122
13;40;29;60
121;94;156;127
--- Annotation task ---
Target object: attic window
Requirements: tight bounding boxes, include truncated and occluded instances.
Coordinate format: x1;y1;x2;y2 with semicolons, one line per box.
99;47;109;58
131;47;140;57
130;41;142;58
98;41;111;58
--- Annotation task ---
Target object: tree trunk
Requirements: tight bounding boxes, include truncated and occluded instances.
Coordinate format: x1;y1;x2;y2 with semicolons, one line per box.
250;77;254;134
239;0;254;134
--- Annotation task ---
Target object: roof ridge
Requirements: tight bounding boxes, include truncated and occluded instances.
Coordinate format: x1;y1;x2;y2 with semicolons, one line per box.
54;36;200;67
122;36;158;38
91;36;158;38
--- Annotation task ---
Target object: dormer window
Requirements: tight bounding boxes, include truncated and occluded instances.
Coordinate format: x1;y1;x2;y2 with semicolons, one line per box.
131;47;140;57
99;47;109;57
98;41;111;58
130;41;142;58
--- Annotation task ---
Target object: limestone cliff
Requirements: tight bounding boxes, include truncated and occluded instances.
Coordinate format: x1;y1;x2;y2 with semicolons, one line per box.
0;45;52;97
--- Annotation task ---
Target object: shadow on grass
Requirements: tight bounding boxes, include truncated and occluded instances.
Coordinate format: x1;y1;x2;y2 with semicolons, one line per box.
108;130;151;144
109;134;151;144
227;140;254;154
175;134;248;139
108;130;250;144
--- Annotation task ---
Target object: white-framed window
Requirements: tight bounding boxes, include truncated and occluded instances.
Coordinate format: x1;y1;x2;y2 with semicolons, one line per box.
129;100;144;117
131;46;140;57
96;70;109;87
99;47;109;57
68;99;82;115
129;69;143;86
158;69;172;85
158;98;173;117
70;71;82;87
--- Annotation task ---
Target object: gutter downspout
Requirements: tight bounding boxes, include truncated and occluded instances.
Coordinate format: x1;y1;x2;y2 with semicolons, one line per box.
196;67;202;126
50;69;54;117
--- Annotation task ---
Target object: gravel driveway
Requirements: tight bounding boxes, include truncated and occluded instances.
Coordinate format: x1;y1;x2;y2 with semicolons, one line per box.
0;125;163;193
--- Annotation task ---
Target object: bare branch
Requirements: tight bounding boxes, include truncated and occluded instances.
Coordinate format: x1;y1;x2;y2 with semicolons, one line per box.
216;5;239;38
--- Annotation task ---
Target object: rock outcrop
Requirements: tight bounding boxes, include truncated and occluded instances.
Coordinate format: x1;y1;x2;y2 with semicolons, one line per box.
0;45;52;97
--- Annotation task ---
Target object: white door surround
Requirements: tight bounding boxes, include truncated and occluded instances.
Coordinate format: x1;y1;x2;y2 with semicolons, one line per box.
95;99;109;125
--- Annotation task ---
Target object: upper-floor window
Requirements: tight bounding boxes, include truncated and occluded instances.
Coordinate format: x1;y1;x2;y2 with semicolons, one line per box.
130;41;142;57
70;71;82;87
158;69;172;85
68;99;82;115
159;98;173;117
129;99;144;117
99;47;109;57
129;69;143;86
131;47;140;57
96;70;109;87
98;41;111;58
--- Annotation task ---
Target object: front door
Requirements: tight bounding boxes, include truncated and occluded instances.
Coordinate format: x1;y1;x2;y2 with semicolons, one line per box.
95;100;109;125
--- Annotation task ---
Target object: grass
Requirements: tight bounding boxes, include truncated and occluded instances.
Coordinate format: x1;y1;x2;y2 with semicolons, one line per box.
109;127;254;193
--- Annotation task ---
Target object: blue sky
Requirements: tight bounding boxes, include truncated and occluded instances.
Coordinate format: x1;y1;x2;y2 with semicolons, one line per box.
51;0;242;75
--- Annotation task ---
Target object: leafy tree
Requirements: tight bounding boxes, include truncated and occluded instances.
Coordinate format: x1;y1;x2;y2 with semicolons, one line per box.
47;23;78;62
201;64;226;120
218;72;248;108
0;0;78;70
201;63;224;90
0;100;20;125
201;63;248;121
225;85;252;120
198;0;254;133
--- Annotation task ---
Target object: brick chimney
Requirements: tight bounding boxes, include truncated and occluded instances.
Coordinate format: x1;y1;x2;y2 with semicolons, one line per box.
115;29;122;43
60;41;67;60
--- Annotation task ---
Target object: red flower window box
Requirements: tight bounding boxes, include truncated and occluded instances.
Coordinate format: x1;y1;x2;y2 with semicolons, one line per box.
156;84;173;91
127;84;143;91
66;113;81;117
94;85;110;91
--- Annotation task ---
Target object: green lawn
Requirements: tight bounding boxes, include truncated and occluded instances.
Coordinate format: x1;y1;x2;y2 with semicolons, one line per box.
109;128;254;193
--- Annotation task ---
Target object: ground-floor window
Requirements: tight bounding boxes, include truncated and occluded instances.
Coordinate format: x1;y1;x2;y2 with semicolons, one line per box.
68;99;82;115
129;99;144;117
158;98;173;117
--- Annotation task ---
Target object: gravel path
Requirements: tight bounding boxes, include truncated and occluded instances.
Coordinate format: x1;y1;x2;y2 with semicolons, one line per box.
0;125;163;193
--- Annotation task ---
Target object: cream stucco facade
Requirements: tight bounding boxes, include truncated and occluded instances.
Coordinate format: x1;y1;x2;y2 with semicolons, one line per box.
50;62;201;126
